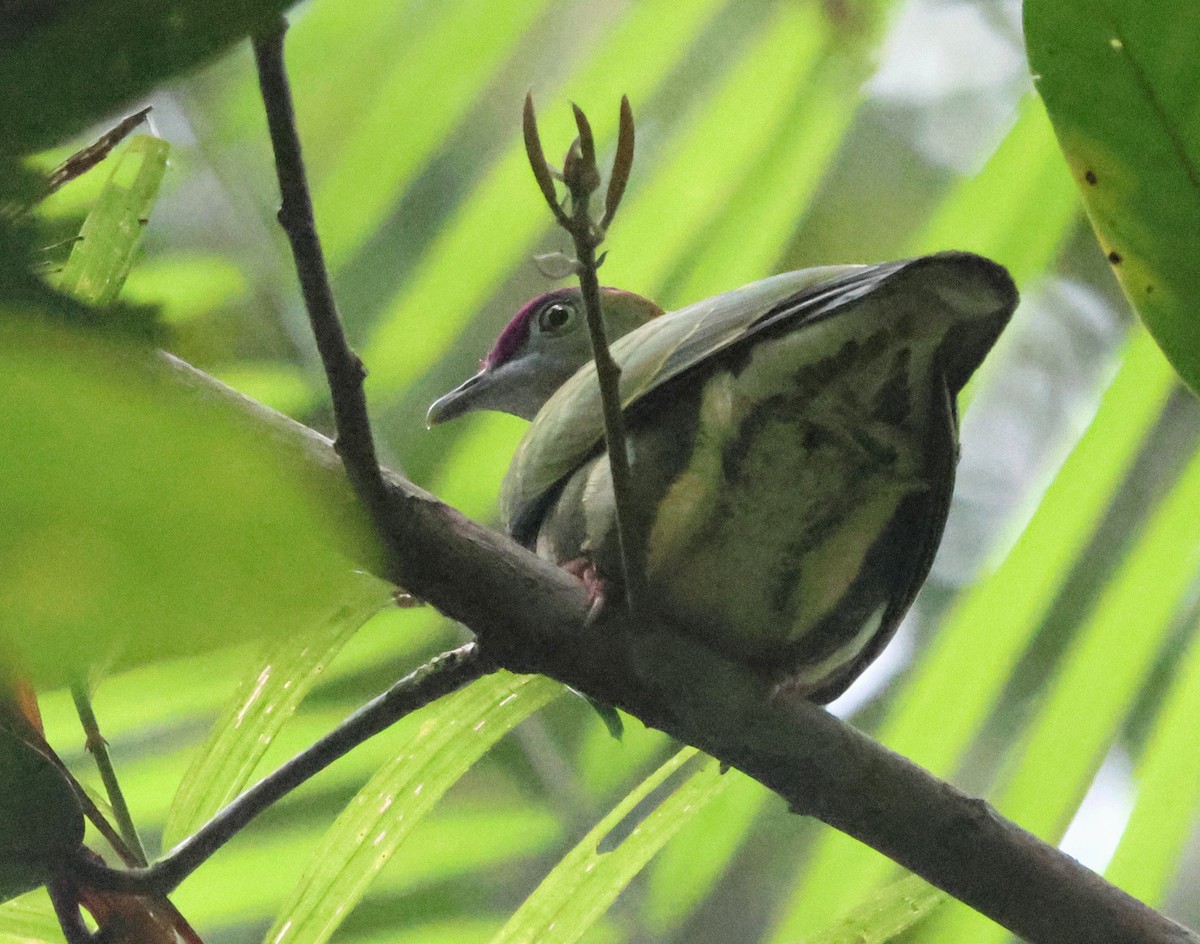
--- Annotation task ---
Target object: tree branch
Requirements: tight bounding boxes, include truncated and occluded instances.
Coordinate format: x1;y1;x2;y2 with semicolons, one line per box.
66;643;487;896
124;354;1196;944
252;21;403;584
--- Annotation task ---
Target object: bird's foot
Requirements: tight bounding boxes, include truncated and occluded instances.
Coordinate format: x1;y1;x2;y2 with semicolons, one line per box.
561;556;610;626
559;558;623;738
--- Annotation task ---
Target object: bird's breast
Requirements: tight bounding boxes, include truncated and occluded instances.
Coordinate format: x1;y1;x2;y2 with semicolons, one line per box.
533;321;957;694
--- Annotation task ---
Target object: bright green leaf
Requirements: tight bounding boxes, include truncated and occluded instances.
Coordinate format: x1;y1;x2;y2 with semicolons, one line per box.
268;673;562;944
211;363;316;418
362;0;727;396
599;2;831;298
801;874;942;944
57;135;169;311
122;254;248;324
311;0;555;268
665;37;871;306
908;95;1078;284
929;439;1200;942
1106;616;1200;903
642;767;767;933
1026;0;1200;392
0;315;379;685
489;749;728;944
173;803;562;927
0;890;63;944
163;576;390;848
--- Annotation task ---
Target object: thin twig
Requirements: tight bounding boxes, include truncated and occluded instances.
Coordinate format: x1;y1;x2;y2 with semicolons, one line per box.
568;208;648;618
522;94;648;621
71;680;148;866
252;19;404;584
65;644;489;896
42;107;153;201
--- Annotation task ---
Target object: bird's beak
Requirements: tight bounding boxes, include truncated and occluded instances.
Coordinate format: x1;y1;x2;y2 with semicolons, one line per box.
426;369;491;427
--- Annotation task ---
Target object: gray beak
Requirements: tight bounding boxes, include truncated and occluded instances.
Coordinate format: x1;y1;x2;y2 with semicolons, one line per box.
426;370;489;427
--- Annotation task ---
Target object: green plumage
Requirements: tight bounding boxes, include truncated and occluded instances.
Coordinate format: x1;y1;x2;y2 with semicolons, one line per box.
434;252;1017;701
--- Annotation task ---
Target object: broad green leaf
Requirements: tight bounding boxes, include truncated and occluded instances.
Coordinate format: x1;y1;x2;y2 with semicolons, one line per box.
0;726;84;903
0;0;294;152
1025;0;1200;393
163;575;390;848
57;135;169;310
268;673;562;944
0;316;378;685
1106;616;1200;903
771;329;1175;938
642;767;768;933
174;803;562;927
801;874;942;944
489;749;728;944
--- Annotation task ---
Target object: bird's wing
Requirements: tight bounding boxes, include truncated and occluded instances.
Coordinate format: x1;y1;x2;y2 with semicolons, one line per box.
500;261;896;535
501;250;1016;538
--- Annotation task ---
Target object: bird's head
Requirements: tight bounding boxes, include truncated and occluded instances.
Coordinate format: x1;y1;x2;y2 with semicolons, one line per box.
427;286;663;425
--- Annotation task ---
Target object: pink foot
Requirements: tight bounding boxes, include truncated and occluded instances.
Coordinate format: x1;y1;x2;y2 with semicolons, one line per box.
561;557;609;625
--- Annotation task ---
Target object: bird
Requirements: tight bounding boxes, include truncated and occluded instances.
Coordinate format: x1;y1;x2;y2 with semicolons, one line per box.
428;251;1017;703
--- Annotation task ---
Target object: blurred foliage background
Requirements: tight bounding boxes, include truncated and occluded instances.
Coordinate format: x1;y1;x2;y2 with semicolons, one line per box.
3;0;1199;942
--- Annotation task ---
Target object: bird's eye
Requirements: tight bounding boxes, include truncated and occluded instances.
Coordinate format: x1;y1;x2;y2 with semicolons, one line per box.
537;302;575;334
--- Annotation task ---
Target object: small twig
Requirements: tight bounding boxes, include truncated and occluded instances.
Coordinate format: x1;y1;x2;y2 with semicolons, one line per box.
41;107;153;201
64;644;488;896
70;680;148;866
570;210;648;619
252;19;404;584
522;94;648;622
